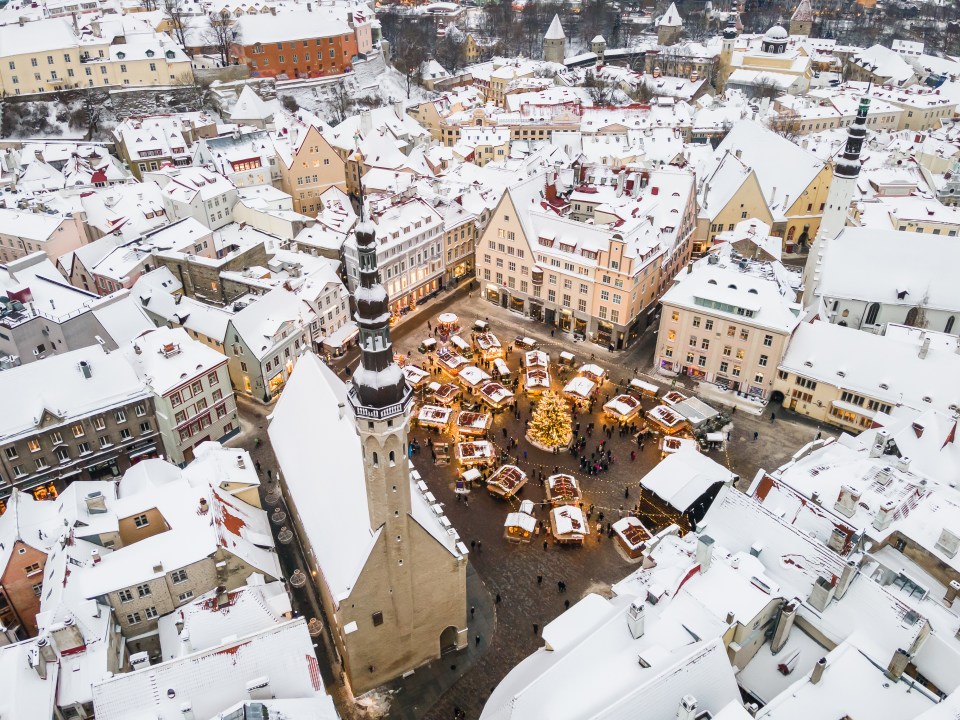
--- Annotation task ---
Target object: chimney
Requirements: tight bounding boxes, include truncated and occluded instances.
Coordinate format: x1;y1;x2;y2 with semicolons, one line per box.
84;490;107;514
91;549;101;565
30;646;47;680
835;559;857;600
359;110;373;136
626;599;645;638
810;490;820;505
808;575;837;612
771;600;797;654
725;610;736;625
833;484;860;518
246;676;271;701
179;629;193;655
306;1;311;8
394;99;405;120
919;336;930;359
676;695;698;720
935;527;960;558
734;148;742;160
944;579;960;607
686;260;694;274
50;617;85;655
826;527;847;553
886;648;910;681
872;499;897;531
37;636;56;665
79;360;92;379
696;534;714;573
810;656;826;684
129;651;151;671
875;466;892;486
897;455;911;472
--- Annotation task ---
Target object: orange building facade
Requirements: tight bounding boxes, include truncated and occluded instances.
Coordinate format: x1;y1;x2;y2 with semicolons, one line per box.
233;31;359;80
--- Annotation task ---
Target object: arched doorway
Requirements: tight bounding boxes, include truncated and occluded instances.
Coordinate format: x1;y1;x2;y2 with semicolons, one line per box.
440;626;459;654
905;307;920;326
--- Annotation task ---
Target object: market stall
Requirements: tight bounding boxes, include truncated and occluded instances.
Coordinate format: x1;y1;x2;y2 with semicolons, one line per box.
524;367;551;395
479;381;515;410
449;335;473;358
476;332;504;360
504;508;537;543
402;365;430;389
629;378;660;399
418;338;438;353
438;312;459;332
433;382;462;406
416;405;453;430
660;435;699;458
456;440;495;467
550;505;590;544
603;394;641;423
455;411;492;437
612;516;653;559
562;376;596;407
558;351;575;367
458;365;492;394
486;464;528;498
492;358;511;381
578;363;606;383
646;405;687;435
436;347;469;375
546;473;581;507
524;350;549;368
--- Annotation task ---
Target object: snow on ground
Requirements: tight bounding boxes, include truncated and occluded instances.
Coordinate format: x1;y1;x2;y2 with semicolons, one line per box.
355;687;395;718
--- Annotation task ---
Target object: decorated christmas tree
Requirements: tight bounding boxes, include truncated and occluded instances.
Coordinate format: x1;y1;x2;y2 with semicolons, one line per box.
526;390;573;449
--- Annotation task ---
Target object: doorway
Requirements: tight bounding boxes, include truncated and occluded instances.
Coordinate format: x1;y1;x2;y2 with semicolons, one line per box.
440;625;459;654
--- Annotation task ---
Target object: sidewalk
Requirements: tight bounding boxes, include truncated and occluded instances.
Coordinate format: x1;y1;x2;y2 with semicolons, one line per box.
695;382;767;416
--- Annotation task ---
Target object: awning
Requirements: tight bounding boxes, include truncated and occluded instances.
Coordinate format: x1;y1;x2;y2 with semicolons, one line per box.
323;321;359;349
127;445;158;460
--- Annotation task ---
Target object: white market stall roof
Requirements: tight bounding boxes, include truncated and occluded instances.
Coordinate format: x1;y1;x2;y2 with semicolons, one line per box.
417;405;453;426
630;378;660;395
564;376;596;398
504;512;537;533
578;363;606;380
438;312;458;324
641;447;735;512
604;394;641;418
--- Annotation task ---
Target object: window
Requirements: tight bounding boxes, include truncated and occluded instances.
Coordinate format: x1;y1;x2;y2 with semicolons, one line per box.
727;325;736;337
4;447;18;460
763;334;773;347
118;589;133;603
372;611;384;626
758;355;768;367
796;377;817;390
133;514;149;528
78;442;91;455
72;424;85;438
671;311;679;322
126;612;142;626
865;302;880;325
137;583;151;598
140;421;151;434
145;606;159;619
739;329;749;341
135;404;146;417
115;410;126;423
719;361;729;373
692;316;701;328
178;590;194;602
688;335;697;347
171;569;188;584
120;428;131;440
35;458;49;471
705;319;714;331
732;365;741;377
24;562;41;576
56;447;70;463
754;373;764;383
50;431;62;445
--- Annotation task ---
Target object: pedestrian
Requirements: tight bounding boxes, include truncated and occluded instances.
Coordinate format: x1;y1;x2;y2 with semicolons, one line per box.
470;540;476;550
816;430;822;440
543;540;549;551
496;592;502;604
533;623;539;635
630;450;636;462
477;540;482;552
471;606;476;618
770;412;776;423
524;450;528;460
557;580;563;593
503;427;508;439
537;573;543;585
267;469;272;480
475;634;481;646
754;431;759;442
564;599;570;610
624;486;630;498
255;461;262;474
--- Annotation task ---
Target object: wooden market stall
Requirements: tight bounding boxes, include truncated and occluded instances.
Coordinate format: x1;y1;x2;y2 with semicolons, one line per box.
402;364;430;389
603;394;641;423
646;405;688;435
416;405;453;430
660;435;699;458
577;363;606;383
629;378;660;399
436;347;469;375
612;516;653;559
524;350;549;368
433;382;463;405
486;464;528;498
479;381;516;410
524;367;551;395
492;358;511;381
550;505;590;544
456;440;495;467
546;473;581;507
458;365;491;394
449;334;473;358
455;410;492;437
503;509;537;543
562;376;596;407
475;332;504;360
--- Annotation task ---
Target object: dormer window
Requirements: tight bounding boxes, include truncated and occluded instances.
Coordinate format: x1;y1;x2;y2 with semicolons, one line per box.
145;49;155;57
116;51;125;59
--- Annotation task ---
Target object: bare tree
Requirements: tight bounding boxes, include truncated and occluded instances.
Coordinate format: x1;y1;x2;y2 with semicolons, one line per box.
139;0;158;10
175;72;215;111
767;111;802;141
204;11;237;68
583;70;615;106
327;81;355;125
164;0;190;49
393;41;427;99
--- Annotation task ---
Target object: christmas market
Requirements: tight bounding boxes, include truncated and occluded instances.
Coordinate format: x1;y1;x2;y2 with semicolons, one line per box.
523;350;549;368
660;435;699;458
603;394;642;423
402;364;430;389
475;332;504;360
503;507;537;543
545;473;581;507
478;381;515;410
416;405;453;430
455;410;492;437
549;505;590;544
458;365;492;394
486;464;527;499
449;334;473;358
646;405;688;435
562;376;596;407
577;363;606;383
436;347;469;375
456;440;495;467
629;378;660;398
433;382;463;405
612;516;653;559
524;367;551;395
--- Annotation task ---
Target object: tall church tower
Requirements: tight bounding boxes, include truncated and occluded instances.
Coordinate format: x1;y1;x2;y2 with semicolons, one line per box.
544;14;566;64
803;97;870;305
344;221;468;694
717;13;738;93
789;0;814;37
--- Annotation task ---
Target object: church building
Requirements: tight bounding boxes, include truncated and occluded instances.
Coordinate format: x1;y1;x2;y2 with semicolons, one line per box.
269;222;469;696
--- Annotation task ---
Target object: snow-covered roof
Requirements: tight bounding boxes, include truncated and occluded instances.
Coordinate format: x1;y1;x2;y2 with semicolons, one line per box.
230;85;275;123
122;326;228;396
0;17;78;57
91;619;325;720
0;638;58;719
234;9;350;44
268;354;376;602
779;320;960;417
641;446;734;511
545;14;565;40
227;287;314;361
658;2;683;27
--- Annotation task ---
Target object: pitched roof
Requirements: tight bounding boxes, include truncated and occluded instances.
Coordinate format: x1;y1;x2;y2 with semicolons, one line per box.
791;0;814;22
545;14;565;40
658;2;683;27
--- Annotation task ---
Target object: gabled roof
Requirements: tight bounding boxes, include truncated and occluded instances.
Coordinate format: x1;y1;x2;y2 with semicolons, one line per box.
658;2;683;27
791;0;814;22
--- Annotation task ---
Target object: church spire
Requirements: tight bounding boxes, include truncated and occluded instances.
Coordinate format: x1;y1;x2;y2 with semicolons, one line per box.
349;222;410;414
835;97;870;180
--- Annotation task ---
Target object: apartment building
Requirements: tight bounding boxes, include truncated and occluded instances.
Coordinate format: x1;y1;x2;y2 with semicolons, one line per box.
0;345;161;504
150;167;239;231
113;113;219;181
440;201;478;286
232;9;360;80
273;111;348;217
342;196;445;315
0;18;191;97
477;168;696;348
655;243;803;399
0;208;89;265
123;327;237;466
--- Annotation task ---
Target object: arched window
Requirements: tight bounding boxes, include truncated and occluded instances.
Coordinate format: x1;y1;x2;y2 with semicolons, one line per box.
946;316;955;334
388;450;396;467
372;452;379;468
865;302;880;325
